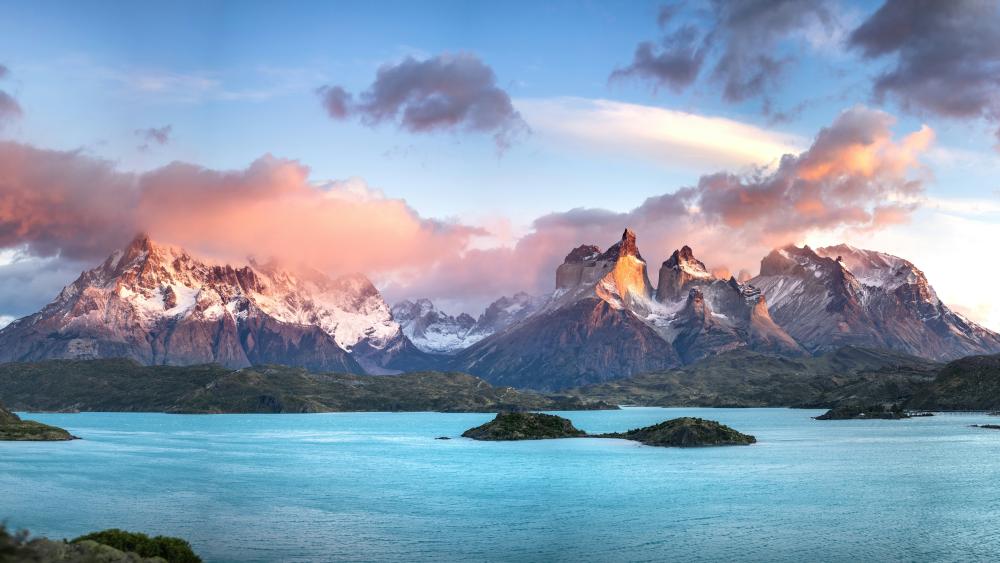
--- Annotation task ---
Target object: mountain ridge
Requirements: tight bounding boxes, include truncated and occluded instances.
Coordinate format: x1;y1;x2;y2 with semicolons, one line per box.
0;234;430;374
2;230;997;391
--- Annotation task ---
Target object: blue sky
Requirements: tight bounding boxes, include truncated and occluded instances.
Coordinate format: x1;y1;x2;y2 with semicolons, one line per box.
1;0;1000;327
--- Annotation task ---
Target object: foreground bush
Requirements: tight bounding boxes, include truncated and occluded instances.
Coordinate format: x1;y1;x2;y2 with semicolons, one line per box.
0;524;201;562
72;529;201;563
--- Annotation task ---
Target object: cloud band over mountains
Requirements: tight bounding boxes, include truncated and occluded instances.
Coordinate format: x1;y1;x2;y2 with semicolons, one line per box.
0;105;933;313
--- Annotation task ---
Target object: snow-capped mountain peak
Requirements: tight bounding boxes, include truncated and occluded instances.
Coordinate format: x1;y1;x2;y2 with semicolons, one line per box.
655;245;714;302
753;243;1000;360
0;233;425;373
392;292;546;354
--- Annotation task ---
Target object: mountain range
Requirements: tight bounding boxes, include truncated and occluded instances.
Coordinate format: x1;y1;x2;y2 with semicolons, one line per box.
0;234;431;374
1;229;997;390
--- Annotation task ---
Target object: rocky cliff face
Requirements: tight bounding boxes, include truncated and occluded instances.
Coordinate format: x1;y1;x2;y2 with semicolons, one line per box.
553;229;655;313
451;230;800;389
0;234;430;373
752;244;1000;360
650;246;804;363
452;230;681;389
655;246;713;302
450;297;682;390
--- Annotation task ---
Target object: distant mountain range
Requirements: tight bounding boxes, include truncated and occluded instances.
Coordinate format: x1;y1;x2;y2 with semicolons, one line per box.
1;229;997;390
0;234;431;374
391;293;544;354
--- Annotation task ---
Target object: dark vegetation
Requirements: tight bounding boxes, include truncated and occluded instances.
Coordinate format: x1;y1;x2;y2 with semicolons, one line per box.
0;359;613;414
0;403;75;441
72;529;201;563
461;412;586;440
0;525;200;562
568;346;941;408
2;347;1000;415
461;412;755;447
596;416;756;446
814;403;909;420
907;354;1000;411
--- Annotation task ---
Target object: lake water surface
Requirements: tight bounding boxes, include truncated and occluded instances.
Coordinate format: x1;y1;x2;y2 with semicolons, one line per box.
3;408;1000;562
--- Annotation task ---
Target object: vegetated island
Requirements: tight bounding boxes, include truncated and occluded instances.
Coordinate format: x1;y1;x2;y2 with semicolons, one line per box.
461;412;755;447
0;402;76;441
461;412;587;440
0;526;201;562
0;359;615;414
814;403;911;420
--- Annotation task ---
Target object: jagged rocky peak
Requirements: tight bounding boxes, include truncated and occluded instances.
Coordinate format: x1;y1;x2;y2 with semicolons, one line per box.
656;244;713;302
759;244;853;281
563;244;602;264
554;228;653;311
392;298;477;354
816;244;928;293
393;292;546;355
593;229;654;310
752;242;1000;360
473;292;543;333
0;233;433;373
600;228;643;261
664;245;705;271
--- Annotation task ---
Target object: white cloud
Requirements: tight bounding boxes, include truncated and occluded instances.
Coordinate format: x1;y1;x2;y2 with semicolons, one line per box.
517;96;806;170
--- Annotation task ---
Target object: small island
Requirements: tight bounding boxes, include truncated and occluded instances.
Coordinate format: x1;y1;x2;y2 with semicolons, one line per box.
461;412;755;447
970;424;1000;430
815;404;909;420
596;417;757;447
461;412;586;440
0;403;77;441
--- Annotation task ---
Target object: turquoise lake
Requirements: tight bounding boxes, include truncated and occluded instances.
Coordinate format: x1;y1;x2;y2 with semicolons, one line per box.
3;408;1000;562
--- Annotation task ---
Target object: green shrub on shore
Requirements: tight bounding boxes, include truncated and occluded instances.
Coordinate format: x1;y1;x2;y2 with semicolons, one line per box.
0;524;201;562
72;529;201;563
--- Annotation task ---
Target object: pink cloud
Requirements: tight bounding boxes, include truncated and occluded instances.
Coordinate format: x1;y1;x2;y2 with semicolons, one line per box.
0;105;933;314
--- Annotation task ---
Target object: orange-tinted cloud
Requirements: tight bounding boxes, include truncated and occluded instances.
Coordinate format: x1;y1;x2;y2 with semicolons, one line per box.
0;105;933;314
401;106;934;305
135;157;483;274
0;142;479;277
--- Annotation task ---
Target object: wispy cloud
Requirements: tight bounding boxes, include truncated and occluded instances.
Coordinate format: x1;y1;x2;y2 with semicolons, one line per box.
50;55;323;104
134;124;172;151
517;96;806;169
